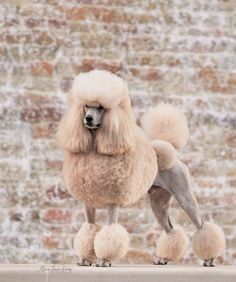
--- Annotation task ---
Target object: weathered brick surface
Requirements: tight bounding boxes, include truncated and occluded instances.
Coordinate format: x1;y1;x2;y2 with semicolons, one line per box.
0;0;235;265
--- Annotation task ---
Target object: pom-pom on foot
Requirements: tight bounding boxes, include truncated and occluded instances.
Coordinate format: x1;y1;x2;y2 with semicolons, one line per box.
203;258;216;267
77;258;92;266
94;224;129;264
155;227;189;263
74;223;101;265
153;257;169;265
96;259;112;267
192;222;225;265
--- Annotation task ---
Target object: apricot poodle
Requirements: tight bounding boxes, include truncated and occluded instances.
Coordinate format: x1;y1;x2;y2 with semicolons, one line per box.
57;70;225;267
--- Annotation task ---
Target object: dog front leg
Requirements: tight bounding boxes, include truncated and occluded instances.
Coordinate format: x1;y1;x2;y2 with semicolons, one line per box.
108;203;119;225
94;204;129;267
74;206;100;266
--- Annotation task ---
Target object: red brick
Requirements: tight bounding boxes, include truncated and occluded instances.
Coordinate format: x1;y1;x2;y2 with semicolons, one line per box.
228;73;236;85
25;18;45;28
43;209;71;223
5;34;18;44
82;57;123;74
31;61;54;77
49;226;63;233
4;33;31;44
45;160;63;171
198;67;235;94
42;236;59;249
35;32;54;45
226;133;236;147
66;6;115;23
20;107;62;123
129;67;163;81
48;19;66;29
31;122;57;138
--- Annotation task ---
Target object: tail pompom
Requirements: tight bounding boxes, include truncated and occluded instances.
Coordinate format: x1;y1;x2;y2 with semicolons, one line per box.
151;140;177;171
141;103;189;150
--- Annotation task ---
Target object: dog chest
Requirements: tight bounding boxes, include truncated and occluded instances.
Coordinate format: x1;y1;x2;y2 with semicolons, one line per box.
62;146;156;208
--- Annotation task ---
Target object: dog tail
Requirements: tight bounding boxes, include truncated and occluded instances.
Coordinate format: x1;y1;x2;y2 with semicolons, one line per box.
141;103;189;150
141;103;189;170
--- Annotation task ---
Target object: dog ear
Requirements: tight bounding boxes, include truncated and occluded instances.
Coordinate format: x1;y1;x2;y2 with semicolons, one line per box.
95;106;134;155
56;94;92;153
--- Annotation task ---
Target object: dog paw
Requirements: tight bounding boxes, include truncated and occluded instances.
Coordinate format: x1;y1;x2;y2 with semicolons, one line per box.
94;224;129;261
96;259;112;267
153;257;168;265
203;258;215;267
77;258;92;266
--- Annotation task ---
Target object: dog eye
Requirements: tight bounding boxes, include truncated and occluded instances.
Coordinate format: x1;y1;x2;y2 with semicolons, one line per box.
98;105;104;110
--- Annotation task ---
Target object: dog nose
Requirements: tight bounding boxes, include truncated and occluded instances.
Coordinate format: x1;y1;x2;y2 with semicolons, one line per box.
85;115;93;123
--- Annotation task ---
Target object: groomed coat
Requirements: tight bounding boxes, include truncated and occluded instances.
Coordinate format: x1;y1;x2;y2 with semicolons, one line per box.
57;70;157;208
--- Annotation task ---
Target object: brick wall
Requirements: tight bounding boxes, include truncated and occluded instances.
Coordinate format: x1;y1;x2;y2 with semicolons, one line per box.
0;0;235;265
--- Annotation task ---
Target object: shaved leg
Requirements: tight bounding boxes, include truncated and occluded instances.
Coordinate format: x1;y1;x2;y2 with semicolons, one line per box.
155;161;212;266
149;186;173;233
77;206;97;266
96;204;119;267
170;186;204;230
156;162;204;230
108;204;119;225
85;206;96;224
149;186;173;265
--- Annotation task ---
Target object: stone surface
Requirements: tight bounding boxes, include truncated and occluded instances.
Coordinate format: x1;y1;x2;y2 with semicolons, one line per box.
0;0;235;265
0;265;236;282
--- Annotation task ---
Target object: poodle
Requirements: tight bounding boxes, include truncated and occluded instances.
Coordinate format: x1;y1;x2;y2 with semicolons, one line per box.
57;70;158;266
57;70;225;267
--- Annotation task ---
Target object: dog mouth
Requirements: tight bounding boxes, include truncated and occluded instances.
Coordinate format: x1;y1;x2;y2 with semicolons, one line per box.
84;122;100;129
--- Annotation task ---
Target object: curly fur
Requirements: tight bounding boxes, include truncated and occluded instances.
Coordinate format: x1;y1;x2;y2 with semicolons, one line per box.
94;224;129;261
141;103;189;150
57;72;135;155
151;140;177;171
71;70;129;109
156;227;189;261
192;222;226;260
57;69;157;208
95;106;134;155
57;100;92;153
74;223;101;261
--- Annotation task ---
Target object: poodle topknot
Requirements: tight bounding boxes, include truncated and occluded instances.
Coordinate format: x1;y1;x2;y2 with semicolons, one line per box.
71;70;129;109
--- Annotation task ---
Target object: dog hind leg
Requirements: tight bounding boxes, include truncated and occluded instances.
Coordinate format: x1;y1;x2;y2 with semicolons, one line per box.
149;186;173;233
168;176;204;231
158;161;225;266
149;186;189;265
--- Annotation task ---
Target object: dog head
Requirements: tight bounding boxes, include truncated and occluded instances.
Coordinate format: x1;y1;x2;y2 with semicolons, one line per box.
57;70;135;155
84;104;104;130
